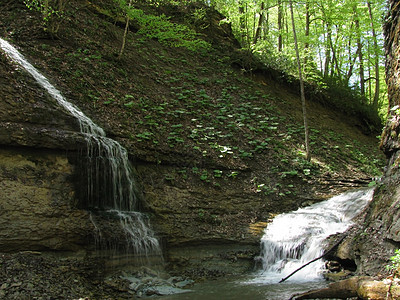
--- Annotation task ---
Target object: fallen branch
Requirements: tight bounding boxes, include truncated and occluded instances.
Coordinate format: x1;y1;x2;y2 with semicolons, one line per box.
279;234;347;283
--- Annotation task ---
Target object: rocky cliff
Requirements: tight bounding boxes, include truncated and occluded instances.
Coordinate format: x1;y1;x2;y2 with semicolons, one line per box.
0;50;94;252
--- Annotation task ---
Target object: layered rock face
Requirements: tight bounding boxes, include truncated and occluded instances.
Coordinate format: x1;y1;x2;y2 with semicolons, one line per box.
0;148;92;251
0;51;95;251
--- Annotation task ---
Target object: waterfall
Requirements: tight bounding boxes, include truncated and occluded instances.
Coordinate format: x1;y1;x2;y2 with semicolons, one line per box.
0;37;161;257
256;188;374;283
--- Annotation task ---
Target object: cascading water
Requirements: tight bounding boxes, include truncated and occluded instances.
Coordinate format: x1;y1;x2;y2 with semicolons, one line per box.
0;37;161;257
255;188;374;283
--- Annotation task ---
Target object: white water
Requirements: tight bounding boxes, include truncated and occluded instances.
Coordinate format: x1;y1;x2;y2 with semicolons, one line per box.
0;37;161;256
254;188;374;283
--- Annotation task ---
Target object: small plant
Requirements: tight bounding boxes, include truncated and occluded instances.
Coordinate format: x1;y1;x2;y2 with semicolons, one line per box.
24;0;66;36
213;170;223;178
387;249;400;276
136;131;153;141
200;170;209;181
228;171;239;178
164;173;175;182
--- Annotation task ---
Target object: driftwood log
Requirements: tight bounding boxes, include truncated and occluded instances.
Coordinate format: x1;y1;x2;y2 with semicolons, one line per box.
290;276;400;300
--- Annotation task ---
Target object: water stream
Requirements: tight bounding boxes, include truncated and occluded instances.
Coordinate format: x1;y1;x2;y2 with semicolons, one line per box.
256;187;374;283
162;188;374;299
0;37;161;257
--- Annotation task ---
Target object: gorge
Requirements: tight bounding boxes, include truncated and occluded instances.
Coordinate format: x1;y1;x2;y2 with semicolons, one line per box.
0;0;398;299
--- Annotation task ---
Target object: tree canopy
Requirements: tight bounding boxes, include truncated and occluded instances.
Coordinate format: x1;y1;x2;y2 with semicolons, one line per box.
210;0;388;119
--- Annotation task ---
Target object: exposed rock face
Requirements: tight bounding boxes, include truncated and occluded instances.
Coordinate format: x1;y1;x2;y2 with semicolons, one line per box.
0;51;86;149
0;147;92;251
0;51;96;251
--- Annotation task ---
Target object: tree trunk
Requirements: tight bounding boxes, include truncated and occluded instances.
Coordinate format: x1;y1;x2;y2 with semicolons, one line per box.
324;25;332;78
278;0;283;51
253;2;265;44
353;5;365;96
367;1;380;110
304;2;310;65
238;1;246;46
118;0;133;60
289;0;310;161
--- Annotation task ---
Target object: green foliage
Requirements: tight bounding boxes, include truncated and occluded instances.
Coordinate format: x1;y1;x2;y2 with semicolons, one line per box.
387;249;400;275
115;1;210;51
24;0;66;35
213;0;387;119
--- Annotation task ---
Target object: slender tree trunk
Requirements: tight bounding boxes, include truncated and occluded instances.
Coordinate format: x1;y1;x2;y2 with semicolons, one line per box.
304;2;310;65
289;0;311;162
346;46;360;84
324;25;332;78
358;49;365;96
253;2;265;44
264;2;269;38
239;1;246;46
353;5;365;96
367;1;380;110
329;31;341;79
278;0;283;51
118;0;133;60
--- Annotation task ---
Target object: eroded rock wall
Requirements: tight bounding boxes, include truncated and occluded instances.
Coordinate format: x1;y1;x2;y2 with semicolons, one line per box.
0;147;93;251
0;50;96;251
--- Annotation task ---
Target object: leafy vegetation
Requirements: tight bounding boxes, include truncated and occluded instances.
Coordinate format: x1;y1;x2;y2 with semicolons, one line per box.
23;0;66;36
3;0;385;204
387;249;400;276
211;0;387;119
112;0;211;53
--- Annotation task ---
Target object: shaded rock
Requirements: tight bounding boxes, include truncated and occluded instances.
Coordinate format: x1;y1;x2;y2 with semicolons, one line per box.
323;270;353;282
0;52;86;151
0;147;93;251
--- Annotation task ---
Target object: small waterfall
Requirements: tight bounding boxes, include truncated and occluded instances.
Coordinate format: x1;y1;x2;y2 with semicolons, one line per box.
256;188;374;283
0;38;161;258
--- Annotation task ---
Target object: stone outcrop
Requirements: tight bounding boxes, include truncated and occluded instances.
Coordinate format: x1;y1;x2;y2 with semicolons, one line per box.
0;51;95;251
0;147;92;251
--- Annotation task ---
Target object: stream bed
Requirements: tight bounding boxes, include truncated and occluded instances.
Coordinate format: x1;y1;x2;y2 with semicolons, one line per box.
160;275;327;300
155;188;375;299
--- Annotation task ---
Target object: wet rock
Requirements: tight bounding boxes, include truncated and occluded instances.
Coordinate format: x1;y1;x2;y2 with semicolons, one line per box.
122;267;194;297
174;279;194;288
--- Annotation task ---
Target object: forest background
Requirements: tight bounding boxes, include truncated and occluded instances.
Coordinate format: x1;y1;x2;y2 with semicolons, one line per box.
28;0;388;123
208;0;387;120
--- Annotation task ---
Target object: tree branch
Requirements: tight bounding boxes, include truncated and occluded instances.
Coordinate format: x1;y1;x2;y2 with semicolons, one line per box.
279;234;347;283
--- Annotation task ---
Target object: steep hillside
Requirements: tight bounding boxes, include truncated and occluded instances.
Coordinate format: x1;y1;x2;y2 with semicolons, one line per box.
0;0;385;278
